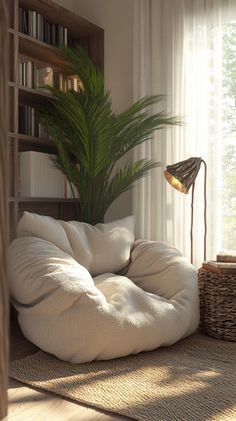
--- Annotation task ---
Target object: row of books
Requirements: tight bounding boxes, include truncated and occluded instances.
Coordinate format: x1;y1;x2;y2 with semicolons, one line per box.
19;62;82;93
203;251;236;273
19;105;49;138
55;74;82;93
19;61;43;89
19;8;68;46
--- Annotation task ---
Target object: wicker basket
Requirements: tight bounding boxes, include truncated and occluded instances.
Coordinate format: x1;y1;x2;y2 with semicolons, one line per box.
198;268;236;341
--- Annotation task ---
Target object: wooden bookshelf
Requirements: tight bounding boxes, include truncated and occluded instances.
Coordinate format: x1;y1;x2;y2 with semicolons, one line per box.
8;0;104;239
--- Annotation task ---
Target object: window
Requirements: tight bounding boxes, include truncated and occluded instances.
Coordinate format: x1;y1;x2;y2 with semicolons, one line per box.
221;22;236;250
133;0;236;267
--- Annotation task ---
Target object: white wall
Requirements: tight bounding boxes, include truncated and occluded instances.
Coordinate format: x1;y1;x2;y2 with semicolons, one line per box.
54;0;134;221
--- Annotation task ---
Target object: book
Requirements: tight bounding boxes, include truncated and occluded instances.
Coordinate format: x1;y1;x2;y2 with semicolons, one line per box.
51;24;56;45
32;11;37;38
18;62;22;86
19;151;66;198
19;8;23;32
206;261;236;268
28;10;33;37
64;27;68;46
202;261;236;274
22;10;28;34
217;251;236;263
26;61;32;88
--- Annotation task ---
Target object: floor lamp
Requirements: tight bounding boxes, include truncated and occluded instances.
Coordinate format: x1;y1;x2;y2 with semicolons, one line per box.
164;157;207;264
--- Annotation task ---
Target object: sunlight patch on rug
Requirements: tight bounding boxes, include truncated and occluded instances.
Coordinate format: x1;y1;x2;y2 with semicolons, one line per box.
9;334;236;421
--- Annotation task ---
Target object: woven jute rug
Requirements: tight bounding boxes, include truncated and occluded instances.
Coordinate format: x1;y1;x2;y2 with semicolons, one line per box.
9;334;236;421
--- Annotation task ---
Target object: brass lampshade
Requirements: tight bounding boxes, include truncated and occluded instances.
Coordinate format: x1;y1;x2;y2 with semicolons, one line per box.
164;157;207;265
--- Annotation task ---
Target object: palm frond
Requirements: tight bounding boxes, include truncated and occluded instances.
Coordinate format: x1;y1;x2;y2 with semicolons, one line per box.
40;87;118;177
104;160;161;211
39;46;180;224
61;46;104;95
111;110;181;163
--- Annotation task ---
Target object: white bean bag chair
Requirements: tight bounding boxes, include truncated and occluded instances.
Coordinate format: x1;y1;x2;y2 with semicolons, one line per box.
8;212;199;363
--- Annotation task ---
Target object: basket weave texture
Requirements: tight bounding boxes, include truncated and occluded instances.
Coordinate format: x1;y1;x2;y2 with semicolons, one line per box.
198;268;236;341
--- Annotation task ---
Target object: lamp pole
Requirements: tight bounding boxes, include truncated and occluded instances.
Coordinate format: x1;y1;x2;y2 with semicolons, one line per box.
190;159;207;264
202;159;207;262
190;182;195;264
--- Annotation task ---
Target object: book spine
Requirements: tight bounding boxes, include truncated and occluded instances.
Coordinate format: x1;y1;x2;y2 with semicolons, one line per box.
51;24;56;45
19;8;23;33
22;62;25;87
18;106;24;134
64;27;68;46
43;18;46;43
24;105;28;135
26;61;30;88
31;107;35;137
58;73;63;91
22;10;28;35
40;14;44;42
18;62;22;86
45;22;49;43
32;11;37;38
33;62;36;88
28;10;32;37
36;13;39;40
58;25;63;46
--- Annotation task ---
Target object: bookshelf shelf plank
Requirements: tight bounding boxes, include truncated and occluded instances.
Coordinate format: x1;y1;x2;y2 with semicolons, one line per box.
9;133;55;152
19;33;67;67
10;82;53;103
18;134;56;153
18;133;51;142
18;197;79;203
19;85;53;103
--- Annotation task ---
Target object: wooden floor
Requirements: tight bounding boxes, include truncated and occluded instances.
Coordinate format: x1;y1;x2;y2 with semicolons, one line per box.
8;318;133;421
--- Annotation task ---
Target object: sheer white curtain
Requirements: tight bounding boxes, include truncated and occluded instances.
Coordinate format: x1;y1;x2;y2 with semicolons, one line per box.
133;0;236;267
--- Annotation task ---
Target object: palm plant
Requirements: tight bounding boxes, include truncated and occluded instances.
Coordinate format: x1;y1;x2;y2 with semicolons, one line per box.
40;46;179;225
